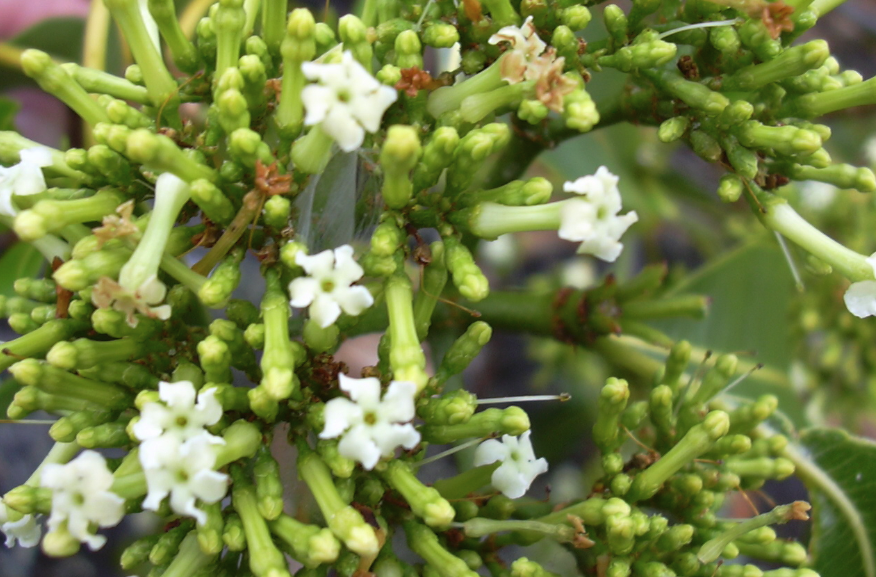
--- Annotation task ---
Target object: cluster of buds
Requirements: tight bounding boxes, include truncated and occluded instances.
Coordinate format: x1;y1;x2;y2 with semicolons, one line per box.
2;0;876;575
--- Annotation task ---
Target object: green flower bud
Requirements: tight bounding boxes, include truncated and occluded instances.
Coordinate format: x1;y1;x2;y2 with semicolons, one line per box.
718;174;744;203
603;4;628;47
436;321;492;384
263;195;291;229
421;406;529;443
561;5;591;30
384;461;456;528
21;49;110;127
381;125;423;209
404;520;479;577
444;236;489;302
121;534;162;570
270;514;341;568
230;467;293;577
593;377;630;453
418;389;477;425
222;512;247;551
422;22;459;48
77;419;131;448
658;117;690;143
735;121;822;157
690;130;723;163
600;41;677;73
150;521;193;566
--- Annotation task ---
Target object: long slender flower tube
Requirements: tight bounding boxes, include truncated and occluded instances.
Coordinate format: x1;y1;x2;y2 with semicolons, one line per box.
92;172;190;324
457;166;638;262
275;8;316;139
104;0;180;125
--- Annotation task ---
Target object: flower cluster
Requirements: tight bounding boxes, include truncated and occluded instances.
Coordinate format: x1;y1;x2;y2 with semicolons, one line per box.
132;381;228;525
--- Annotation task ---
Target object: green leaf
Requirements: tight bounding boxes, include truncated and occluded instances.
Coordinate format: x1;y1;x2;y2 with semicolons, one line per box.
0;96;19;130
651;239;796;370
0;17;85;91
0;243;45;297
788;428;876;577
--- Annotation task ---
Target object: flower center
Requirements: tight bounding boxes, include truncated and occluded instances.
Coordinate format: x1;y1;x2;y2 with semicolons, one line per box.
176;469;190;483
337;89;351;103
364;411;378;425
321;280;336;293
176;416;188;427
72;492;85;506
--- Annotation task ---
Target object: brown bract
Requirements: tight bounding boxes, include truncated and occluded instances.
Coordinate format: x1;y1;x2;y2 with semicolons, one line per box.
254;159;292;196
761;2;795;39
395;67;440;97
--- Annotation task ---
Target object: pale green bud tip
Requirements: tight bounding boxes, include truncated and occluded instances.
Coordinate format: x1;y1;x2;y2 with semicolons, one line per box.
280;241;308;269
42;528;81;557
500;406;530;435
383;125;422;166
46;342;77;370
718;174;743;203
424;500;456;528
423;23;459;48
346;523;379;557
308;529;341;564
703;410;730;440
601;377;630;406
288;8;316;37
20;49;53;77
396;30;422;54
7;359;41;385
377;64;402;86
13;211;49;242
339;15;367;42
469;321;492;346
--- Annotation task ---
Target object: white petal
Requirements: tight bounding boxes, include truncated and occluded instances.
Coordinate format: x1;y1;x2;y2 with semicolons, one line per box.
334;285;374;317
558;199;597;242
844;280;876;318
296;249;337;278
322;104;365;152
331;245;365;284
289;276;321;308
310;293;342;327
19;147;53;167
369;422;420;455
352;86;398;133
380;380;417;422
340;374;382;406
133;403;172;440
1;513;41;548
191;469;229;504
321;396;363;438
338;426;382;470
490;461;529;499
473;438;510;467
159;380;197;409
301;84;335;126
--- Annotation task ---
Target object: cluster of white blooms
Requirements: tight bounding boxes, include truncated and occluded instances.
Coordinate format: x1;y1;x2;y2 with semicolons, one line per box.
474;431;548;499
40;451;125;550
289;244;374;328
0;147;52;217
132;381;228;525
844;253;876;318
560;166;639;262
319;374;421;470
301;51;398;152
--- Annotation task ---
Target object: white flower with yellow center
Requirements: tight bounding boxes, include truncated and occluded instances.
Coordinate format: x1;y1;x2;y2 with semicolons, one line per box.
132;380;224;445
560;166;639;262
289;245;374;328
473;431;548;499
40;451;125;550
139;434;229;525
301;51;398;152
319;374;420;470
0;147;53;217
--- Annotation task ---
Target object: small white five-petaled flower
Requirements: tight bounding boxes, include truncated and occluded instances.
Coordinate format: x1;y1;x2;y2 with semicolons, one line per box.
473;431;548;499
40;450;125;550
139;435;229;525
560;166;639;262
301;51;398;152
289;244;374;328
0;147;53;217
132;380;224;444
320;374;420;470
844;253;876;318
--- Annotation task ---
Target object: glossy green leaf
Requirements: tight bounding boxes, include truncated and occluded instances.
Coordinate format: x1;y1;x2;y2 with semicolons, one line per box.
0;243;45;297
788;428;876;577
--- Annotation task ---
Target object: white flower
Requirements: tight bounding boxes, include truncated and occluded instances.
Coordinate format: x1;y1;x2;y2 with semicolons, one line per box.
40;450;125;550
91;274;172;328
0;509;41;548
473;431;548;499
289;245;374;328
559;166;639;262
301;51;398;152
844;253;876;318
132;380;224;445
488;16;551;84
319;374;420;470
0;147;53;217
139;434;229;525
